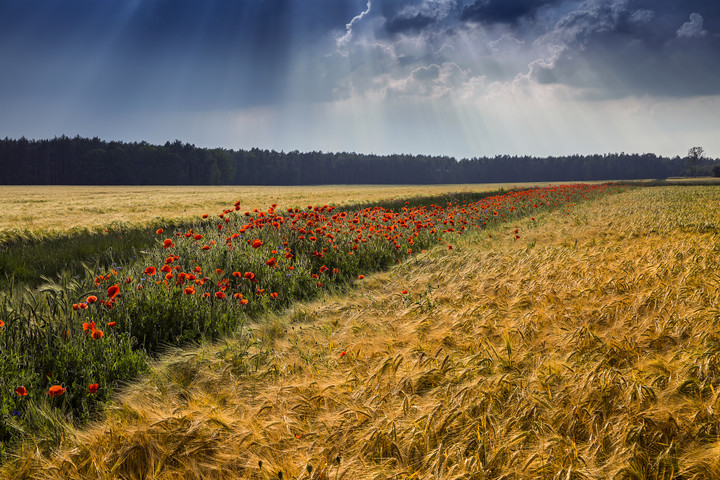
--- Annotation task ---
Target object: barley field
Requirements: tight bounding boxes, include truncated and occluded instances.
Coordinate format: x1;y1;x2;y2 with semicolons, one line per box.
3;184;720;479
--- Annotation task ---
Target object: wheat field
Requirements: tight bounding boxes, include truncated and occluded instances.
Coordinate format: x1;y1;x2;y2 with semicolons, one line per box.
4;185;720;479
0;184;554;234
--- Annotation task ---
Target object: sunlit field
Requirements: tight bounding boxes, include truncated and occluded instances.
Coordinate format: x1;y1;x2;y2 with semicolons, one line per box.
0;184;559;235
3;184;720;479
0;183;583;290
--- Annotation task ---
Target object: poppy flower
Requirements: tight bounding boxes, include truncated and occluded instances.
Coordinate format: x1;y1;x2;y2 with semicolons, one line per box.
202;245;211;250
15;386;28;396
88;383;99;394
80;302;88;309
216;268;223;274
358;275;364;279
156;228;163;235
215;291;226;299
144;266;157;276
0;320;4;328
87;295;98;304
202;213;209;219
340;351;347;357
161;265;172;273
194;234;203;240
252;239;263;249
107;284;120;299
184;286;196;295
266;257;277;268
108;321;116;328
401;290;409;294
92;330;104;339
47;385;65;397
233;293;243;299
203;292;210;298
163;239;174;249
193;266;202;273
240;299;248;305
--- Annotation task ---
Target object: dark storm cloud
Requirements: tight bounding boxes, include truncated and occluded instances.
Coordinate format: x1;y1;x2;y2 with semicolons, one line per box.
529;0;720;98
386;13;436;33
460;0;562;25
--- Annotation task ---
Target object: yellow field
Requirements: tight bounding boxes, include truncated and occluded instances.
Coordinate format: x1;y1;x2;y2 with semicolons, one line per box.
0;183;571;234
5;185;720;479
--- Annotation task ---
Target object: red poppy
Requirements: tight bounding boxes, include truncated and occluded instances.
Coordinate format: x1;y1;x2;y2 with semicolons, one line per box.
252;239;263;249
233;293;243;299
216;268;223;274
193;266;202;273
215;291;226;299
15;386;28;396
47;385;66;397
202;245;211;250
184;286;195;295
194;234;203;240
340;351;347;357
240;298;249;305
160;265;172;273
266;257;277;268
144;266;157;276
108;321;116;328
156;228;163;235
0;320;4;328
402;290;409;294
164;273;173;280
203;292;210;298
358;275;364;279
107;284;120;299
82;321;95;331
80;302;88;309
88;383;99;394
92;330;104;339
163;239;174;249
202;213;209;219
86;295;98;304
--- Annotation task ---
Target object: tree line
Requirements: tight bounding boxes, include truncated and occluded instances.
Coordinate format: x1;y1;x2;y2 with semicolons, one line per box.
0;136;715;185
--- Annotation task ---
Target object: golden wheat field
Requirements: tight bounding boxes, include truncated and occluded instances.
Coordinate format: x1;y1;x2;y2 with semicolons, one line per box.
0;184;555;234
4;185;720;480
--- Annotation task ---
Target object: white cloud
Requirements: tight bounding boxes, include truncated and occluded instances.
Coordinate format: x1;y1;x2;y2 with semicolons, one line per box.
336;0;373;55
676;13;707;38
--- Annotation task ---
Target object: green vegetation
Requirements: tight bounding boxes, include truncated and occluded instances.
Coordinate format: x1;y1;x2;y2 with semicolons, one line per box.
2;136;708;185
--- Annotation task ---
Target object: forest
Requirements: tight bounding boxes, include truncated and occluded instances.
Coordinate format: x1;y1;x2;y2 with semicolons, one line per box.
0;136;716;185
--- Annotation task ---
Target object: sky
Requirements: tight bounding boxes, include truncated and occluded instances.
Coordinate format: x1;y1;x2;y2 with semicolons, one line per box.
1;0;719;159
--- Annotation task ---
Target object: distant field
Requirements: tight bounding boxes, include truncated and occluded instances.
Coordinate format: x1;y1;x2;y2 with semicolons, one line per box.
0;183;573;234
